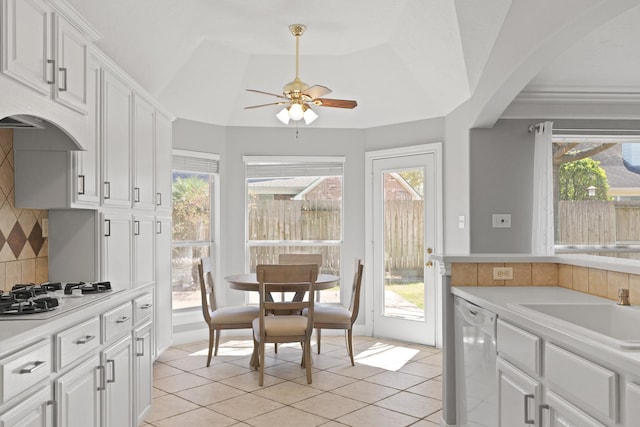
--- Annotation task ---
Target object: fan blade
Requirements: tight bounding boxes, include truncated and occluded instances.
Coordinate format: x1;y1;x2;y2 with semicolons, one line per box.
244;101;288;109
313;98;358;109
246;89;288;99
303;85;332;99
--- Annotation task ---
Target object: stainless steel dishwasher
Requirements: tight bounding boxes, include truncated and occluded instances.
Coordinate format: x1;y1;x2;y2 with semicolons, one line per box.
454;296;498;427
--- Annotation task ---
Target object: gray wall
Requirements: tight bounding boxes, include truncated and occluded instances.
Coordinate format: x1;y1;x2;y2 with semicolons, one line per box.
469;119;535;253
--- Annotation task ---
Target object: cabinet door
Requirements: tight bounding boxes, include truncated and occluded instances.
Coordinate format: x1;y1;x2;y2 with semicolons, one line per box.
73;54;100;206
627;382;640;426
155;216;172;354
103;336;133;427
53;13;88;113
102;212;131;290
133;96;155;210
133;215;155;286
0;387;52;427
544;390;605;427
56;355;101;427
1;0;52;94
102;70;132;208
134;322;152;426
155;112;172;212
497;357;541;427
155;217;173;352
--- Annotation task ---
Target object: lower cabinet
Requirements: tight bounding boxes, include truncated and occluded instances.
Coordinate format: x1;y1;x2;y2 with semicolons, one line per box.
543;390;605;427
102;336;133;427
56;356;101;427
134;322;153;426
0;387;53;427
497;357;541;426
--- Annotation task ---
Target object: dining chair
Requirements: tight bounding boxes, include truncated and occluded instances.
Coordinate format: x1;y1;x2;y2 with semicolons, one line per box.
252;263;318;386
305;259;363;366
198;257;260;367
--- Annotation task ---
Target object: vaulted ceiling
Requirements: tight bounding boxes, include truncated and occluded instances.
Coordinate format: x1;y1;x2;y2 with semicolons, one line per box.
66;0;640;128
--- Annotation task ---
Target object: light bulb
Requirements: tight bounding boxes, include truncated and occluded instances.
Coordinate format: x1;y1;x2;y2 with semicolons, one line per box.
303;107;318;124
276;108;290;124
288;103;304;121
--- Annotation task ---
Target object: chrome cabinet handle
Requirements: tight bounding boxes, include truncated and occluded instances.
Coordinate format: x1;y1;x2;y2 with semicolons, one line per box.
75;335;95;344
106;359;116;383
136;337;145;357
97;365;105;390
20;360;46;374
134;220;140;236
78;174;85;195
524;394;535;424
116;316;129;324
540;403;550;426
156;220;162;234
59;67;67;91
134;187;140;203
104;219;111;237
104;181;110;199
46;59;55;84
46;399;56;426
156;192;162;206
140;303;152;310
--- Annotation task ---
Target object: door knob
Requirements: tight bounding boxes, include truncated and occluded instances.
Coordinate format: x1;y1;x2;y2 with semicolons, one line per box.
426;248;433;254
425;261;433;268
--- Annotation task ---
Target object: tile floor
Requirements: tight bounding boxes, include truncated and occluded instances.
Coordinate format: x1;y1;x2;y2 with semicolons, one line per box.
144;335;443;427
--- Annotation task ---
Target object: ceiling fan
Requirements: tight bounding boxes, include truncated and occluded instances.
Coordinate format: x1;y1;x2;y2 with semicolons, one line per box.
245;24;358;125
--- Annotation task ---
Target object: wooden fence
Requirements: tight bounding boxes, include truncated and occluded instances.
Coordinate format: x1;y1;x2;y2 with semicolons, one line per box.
247;199;424;272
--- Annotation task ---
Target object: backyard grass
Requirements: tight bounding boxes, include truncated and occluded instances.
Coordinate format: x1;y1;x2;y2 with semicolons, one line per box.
386;282;424;309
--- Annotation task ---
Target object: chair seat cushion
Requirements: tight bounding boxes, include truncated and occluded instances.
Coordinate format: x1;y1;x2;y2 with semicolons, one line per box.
210;305;260;325
304;304;351;323
252;315;308;341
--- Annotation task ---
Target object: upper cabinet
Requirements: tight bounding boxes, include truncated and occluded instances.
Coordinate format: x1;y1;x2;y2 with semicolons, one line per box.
155;112;172;213
133;95;156;211
1;0;98;114
102;69;133;208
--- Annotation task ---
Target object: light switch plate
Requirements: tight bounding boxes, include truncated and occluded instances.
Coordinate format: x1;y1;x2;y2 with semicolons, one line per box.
492;214;511;228
493;267;513;280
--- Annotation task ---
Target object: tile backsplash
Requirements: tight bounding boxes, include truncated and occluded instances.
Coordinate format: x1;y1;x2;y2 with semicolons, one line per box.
451;262;640;305
0;130;48;290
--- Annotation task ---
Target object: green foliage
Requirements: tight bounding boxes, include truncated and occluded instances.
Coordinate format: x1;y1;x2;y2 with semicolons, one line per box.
558;158;610;201
172;175;210;240
398;170;424;194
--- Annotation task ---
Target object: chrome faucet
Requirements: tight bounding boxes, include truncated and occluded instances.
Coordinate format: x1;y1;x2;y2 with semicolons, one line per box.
618;288;631;306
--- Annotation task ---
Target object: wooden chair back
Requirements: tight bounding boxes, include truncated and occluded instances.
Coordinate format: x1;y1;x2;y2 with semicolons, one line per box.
348;259;364;323
198;257;218;324
278;253;323;269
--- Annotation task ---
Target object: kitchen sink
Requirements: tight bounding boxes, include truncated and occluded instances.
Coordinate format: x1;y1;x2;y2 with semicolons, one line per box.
508;303;640;349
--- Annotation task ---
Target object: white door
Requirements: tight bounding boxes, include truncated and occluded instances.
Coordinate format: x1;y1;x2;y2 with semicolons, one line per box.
371;150;439;345
56;356;101;427
103;336;133;427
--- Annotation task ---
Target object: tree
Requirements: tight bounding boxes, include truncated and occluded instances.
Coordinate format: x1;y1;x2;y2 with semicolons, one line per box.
558;158;609;200
172;175;210;241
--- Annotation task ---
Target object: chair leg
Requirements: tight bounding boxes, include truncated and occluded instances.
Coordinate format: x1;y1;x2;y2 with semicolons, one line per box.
213;329;221;356
250;338;259;370
259;341;265;386
347;329;355;366
316;328;321;354
206;328;214;367
304;339;312;384
274;343;278;354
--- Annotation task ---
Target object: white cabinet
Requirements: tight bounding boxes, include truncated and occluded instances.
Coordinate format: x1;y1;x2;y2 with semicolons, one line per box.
55;355;101;427
1;0;91;113
102;336;133;427
134;322;152;426
133;215;155;287
497;357;541;426
102;70;132;208
155;112;172;212
0;387;52;427
155;216;172;353
627;381;640;425
543;390;605;427
133;96;156;210
102;212;132;290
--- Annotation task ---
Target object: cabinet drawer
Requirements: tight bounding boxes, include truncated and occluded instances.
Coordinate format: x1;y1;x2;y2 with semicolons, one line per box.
133;292;153;325
545;343;617;423
0;339;52;404
103;303;133;343
626;381;640;424
56;317;100;370
497;319;541;376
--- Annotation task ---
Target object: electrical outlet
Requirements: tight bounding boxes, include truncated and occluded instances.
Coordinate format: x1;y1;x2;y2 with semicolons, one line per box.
492;214;511;228
41;218;48;238
493;267;513;280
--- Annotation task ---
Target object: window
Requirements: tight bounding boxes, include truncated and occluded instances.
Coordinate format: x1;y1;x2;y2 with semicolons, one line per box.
245;156;344;303
552;134;640;260
171;150;219;310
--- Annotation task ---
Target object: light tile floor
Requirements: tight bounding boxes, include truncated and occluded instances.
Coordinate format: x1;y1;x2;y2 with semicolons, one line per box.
144;335;443;427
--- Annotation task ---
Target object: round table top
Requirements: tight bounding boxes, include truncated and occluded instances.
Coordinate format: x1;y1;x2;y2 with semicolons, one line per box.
225;273;340;292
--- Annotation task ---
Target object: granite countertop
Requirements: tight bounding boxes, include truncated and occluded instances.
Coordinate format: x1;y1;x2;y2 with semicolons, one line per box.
451;286;640;375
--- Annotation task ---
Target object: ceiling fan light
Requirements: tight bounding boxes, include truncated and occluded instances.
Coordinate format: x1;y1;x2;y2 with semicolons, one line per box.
303;107;318;124
288;103;304;121
276;108;290;124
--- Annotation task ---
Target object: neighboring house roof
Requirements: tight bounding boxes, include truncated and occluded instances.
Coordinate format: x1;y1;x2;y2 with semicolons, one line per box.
248;177;319;195
592;144;640;190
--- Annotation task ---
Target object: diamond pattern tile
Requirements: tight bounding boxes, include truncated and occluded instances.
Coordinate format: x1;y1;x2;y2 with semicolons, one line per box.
27;222;44;256
7;222;26;258
0;159;13;198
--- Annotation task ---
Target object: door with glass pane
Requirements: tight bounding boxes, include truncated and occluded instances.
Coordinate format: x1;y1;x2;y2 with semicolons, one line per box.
372;153;437;345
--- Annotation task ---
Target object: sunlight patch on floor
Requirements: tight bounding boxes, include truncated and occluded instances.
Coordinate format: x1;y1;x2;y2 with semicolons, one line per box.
354;342;419;371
